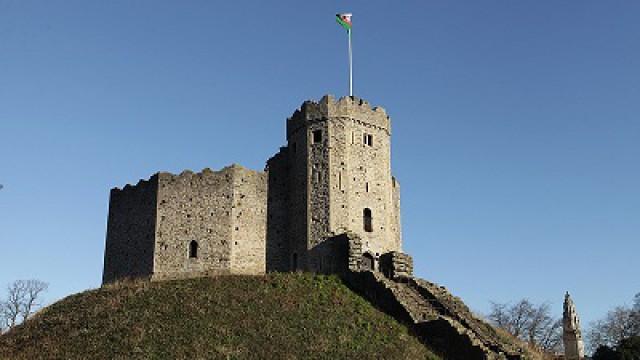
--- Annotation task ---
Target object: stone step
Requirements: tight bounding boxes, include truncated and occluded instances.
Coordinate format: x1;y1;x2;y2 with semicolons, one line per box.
365;271;526;360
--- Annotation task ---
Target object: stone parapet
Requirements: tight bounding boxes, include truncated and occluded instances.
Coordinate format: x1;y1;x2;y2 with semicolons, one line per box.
379;251;413;280
286;95;391;140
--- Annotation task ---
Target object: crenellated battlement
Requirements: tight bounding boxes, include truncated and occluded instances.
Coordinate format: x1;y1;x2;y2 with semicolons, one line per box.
111;165;265;193
286;95;391;139
157;164;263;183
110;175;159;198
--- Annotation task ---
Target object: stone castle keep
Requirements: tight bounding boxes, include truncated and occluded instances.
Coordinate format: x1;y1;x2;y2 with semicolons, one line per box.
103;95;407;283
102;95;528;359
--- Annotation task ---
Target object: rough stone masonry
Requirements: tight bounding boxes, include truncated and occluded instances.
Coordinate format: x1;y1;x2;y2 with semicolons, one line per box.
103;95;405;283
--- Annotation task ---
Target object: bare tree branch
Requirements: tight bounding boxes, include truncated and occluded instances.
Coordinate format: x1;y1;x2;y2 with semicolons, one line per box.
1;279;49;330
5;281;27;328
488;299;562;353
22;280;48;318
586;305;639;353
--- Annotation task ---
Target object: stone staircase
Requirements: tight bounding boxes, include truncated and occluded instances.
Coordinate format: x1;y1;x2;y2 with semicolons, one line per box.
383;277;439;322
343;271;531;360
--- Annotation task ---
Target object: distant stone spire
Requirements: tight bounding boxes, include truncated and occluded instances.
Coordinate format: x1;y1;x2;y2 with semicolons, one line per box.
563;292;585;360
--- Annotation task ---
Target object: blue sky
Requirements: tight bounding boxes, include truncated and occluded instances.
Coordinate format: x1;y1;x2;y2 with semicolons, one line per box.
0;1;638;328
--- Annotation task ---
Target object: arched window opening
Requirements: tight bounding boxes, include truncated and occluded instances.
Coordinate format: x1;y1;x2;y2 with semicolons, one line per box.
363;208;373;232
189;240;198;259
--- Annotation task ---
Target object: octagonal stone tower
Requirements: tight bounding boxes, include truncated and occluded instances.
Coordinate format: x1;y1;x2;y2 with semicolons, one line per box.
266;95;402;273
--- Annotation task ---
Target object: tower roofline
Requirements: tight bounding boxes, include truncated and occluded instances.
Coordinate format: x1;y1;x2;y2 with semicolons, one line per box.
286;94;391;140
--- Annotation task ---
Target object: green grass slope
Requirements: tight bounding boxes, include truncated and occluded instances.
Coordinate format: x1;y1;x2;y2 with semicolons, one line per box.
0;273;440;360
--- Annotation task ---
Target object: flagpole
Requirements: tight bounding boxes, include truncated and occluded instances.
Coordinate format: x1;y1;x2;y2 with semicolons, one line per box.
348;28;353;96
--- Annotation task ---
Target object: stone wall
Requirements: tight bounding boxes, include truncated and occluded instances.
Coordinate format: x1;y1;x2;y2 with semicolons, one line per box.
286;108;310;271
328;117;349;237
230;166;267;275
152;168;235;280
392;176;402;249
265;149;291;272
307;118;331;271
339;104;398;256
379;251;413;280
102;177;158;283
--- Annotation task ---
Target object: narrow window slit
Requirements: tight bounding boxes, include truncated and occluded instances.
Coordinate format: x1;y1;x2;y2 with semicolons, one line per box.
363;208;373;232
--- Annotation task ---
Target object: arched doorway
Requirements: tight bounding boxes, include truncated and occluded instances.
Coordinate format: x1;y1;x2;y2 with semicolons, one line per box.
361;252;374;271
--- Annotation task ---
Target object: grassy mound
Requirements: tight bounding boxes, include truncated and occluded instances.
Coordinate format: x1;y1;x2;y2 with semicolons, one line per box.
0;273;439;359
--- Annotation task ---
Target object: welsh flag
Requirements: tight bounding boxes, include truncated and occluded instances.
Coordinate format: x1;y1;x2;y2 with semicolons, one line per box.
336;13;352;31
